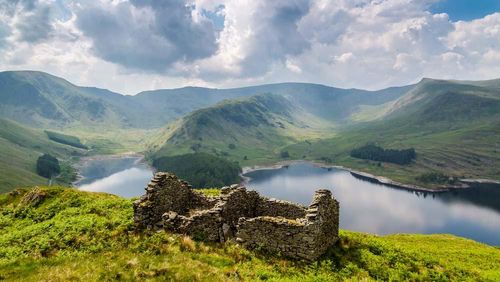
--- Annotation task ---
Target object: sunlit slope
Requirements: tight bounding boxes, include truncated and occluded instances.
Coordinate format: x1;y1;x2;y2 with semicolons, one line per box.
0;118;86;192
136;82;413;126
148;94;336;164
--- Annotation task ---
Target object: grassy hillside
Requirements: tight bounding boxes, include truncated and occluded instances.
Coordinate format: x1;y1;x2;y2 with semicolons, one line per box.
136;83;412;126
0;119;87;192
2;71;499;190
0;71;132;128
150;78;500;188
0;187;498;281
286;79;500;187
0;71;411;130
149;94;336;165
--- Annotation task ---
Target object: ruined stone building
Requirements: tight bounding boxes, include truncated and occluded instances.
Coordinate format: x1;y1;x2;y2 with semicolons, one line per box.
133;172;340;261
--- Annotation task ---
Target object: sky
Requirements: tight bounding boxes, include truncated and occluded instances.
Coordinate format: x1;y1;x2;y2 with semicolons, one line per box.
0;0;499;95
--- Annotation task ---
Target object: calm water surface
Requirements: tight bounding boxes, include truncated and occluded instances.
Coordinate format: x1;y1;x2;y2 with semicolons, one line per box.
76;156;153;198
77;158;500;245
244;162;500;246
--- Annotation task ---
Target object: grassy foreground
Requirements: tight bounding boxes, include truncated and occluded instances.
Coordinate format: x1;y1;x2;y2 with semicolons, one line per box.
1;187;499;281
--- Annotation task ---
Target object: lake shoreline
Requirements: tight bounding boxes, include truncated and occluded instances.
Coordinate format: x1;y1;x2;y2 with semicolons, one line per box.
241;160;500;193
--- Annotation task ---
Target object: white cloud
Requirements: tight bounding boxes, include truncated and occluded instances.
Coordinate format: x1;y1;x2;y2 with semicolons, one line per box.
0;0;499;94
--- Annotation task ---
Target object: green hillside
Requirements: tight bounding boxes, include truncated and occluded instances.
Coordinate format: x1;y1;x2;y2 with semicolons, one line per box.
1;187;498;281
0;71;129;128
148;94;336;165
287;79;500;187
136;82;412;127
0;119;87;192
0;71;410;130
2;71;500;190
150;78;500;188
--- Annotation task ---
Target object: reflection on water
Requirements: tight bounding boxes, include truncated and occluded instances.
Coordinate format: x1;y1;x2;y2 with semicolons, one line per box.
77;157;153;198
244;162;500;245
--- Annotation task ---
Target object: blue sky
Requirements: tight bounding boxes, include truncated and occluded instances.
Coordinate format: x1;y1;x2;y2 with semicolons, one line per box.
430;0;500;21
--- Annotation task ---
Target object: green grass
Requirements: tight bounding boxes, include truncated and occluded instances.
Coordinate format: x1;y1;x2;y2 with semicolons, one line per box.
285;120;500;188
147;94;336;167
0;187;498;281
0;119;88;192
0;118;160;192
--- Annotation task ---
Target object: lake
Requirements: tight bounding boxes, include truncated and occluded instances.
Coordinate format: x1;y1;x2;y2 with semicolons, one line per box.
244;162;500;246
76;158;500;245
76;156;154;198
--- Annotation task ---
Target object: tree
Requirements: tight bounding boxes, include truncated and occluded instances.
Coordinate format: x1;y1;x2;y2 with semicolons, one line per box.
36;154;60;178
280;150;290;158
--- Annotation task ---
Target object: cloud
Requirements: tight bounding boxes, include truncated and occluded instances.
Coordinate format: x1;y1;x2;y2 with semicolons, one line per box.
0;0;54;45
236;0;311;76
189;0;312;80
0;0;499;93
15;3;53;43
76;0;219;72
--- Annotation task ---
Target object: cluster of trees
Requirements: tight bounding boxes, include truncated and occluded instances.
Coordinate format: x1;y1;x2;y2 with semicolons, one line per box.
416;172;457;184
350;144;416;165
45;130;88;149
36;154;60;178
152;153;242;188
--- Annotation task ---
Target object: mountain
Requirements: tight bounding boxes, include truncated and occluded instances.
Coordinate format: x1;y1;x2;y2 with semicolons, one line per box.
0;71;134;128
148;94;335;164
1;70;499;188
0;71;412;129
136;82;413;127
145;83;415;164
285;78;500;186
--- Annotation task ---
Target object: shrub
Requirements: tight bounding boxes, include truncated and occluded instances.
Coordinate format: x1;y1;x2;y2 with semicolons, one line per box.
45;130;87;149
36;154;60;178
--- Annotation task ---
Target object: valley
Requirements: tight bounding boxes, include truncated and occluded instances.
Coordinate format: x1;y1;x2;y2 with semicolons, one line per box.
1;71;500;192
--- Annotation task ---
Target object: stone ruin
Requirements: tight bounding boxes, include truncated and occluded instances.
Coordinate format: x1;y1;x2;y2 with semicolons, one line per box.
133;172;340;261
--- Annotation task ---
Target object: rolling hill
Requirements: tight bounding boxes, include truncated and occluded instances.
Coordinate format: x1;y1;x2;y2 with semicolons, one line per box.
0;71;134;128
136;82;413;127
145;84;415;165
0;71;411;130
285;78;500;186
1;70;499;190
0;118;87;192
147;94;335;164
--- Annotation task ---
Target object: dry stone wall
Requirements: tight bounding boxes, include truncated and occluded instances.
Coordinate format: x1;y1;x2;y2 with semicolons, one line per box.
237;190;340;260
133;172;212;229
134;172;340;261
